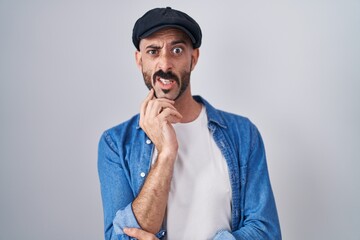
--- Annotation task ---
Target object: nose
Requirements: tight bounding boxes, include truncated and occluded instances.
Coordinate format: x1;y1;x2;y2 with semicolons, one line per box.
157;52;173;72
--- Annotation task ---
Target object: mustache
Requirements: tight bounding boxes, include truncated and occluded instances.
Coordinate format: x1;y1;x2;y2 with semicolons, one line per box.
153;70;179;83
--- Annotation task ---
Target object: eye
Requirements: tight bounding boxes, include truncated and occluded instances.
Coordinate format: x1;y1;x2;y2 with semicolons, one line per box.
147;49;158;55
172;47;183;54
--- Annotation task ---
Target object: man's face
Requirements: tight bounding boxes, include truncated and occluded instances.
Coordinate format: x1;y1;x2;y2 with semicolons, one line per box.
135;28;199;100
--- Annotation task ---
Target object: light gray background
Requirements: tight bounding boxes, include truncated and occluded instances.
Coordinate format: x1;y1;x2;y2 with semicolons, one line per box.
1;0;359;239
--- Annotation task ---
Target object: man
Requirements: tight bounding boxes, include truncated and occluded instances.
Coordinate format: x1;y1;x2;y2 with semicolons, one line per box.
98;7;281;240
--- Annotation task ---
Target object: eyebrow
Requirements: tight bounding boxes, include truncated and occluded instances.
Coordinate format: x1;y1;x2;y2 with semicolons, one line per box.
145;44;161;50
171;40;187;45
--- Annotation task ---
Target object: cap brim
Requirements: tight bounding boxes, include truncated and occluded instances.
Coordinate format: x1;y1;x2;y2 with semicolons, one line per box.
140;24;196;44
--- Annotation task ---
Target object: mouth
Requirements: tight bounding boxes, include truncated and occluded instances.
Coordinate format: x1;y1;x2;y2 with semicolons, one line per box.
152;70;180;93
155;77;177;90
158;78;174;85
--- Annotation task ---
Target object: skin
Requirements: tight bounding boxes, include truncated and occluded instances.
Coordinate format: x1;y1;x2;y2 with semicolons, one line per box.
129;28;202;239
124;227;159;240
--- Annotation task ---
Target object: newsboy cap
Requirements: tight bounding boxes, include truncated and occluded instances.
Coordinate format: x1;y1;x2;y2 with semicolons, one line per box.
132;7;202;50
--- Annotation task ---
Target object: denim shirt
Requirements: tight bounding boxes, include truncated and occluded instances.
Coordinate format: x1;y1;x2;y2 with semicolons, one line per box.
98;96;281;240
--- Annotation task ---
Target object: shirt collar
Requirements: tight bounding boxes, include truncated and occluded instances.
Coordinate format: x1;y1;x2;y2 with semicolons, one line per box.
193;96;227;129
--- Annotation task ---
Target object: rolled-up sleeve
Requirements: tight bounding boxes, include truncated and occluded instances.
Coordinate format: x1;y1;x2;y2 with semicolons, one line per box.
113;203;141;235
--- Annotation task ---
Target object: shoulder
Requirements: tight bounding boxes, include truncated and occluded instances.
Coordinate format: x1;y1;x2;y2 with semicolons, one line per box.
99;114;141;151
196;96;261;148
195;95;256;132
104;114;140;136
217;108;253;127
215;109;260;145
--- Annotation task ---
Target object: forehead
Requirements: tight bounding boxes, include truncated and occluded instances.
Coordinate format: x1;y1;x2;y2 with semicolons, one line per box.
139;28;192;48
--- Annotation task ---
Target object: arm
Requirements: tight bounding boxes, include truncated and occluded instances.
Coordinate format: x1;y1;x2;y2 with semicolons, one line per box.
214;125;281;240
132;89;182;234
98;90;181;239
132;152;176;233
98;131;170;240
98;132;139;240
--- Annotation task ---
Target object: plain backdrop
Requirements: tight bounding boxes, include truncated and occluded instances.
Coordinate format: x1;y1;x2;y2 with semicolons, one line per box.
1;0;359;239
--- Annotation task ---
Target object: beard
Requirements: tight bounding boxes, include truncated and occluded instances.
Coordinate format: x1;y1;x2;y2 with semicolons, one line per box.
142;67;191;101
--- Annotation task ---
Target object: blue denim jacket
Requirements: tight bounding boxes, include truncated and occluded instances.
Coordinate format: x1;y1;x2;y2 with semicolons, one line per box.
98;96;281;240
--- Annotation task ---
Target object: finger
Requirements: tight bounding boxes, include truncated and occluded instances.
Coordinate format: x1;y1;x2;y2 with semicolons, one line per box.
158;108;183;124
142;90;177;109
142;93;175;120
124;228;158;240
152;98;175;104
146;101;177;119
140;89;155;121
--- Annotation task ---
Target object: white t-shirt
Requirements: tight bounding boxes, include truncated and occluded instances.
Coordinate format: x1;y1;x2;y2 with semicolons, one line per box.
152;106;232;240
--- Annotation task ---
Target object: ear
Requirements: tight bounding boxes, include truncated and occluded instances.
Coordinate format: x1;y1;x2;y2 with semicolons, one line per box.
135;50;142;71
190;48;200;71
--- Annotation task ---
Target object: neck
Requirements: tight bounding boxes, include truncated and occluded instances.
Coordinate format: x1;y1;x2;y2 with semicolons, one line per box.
174;87;202;123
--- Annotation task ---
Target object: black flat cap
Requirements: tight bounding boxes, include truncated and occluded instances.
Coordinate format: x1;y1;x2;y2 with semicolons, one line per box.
132;7;202;50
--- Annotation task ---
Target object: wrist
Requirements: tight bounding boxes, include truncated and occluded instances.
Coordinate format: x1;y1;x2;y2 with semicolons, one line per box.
157;150;177;165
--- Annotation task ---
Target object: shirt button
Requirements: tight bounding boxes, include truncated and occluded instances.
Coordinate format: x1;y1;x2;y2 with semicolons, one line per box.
140;172;146;178
146;139;151;144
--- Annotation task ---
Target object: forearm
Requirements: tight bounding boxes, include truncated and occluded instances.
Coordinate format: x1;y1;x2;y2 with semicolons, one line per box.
133;90;181;234
132;152;175;234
